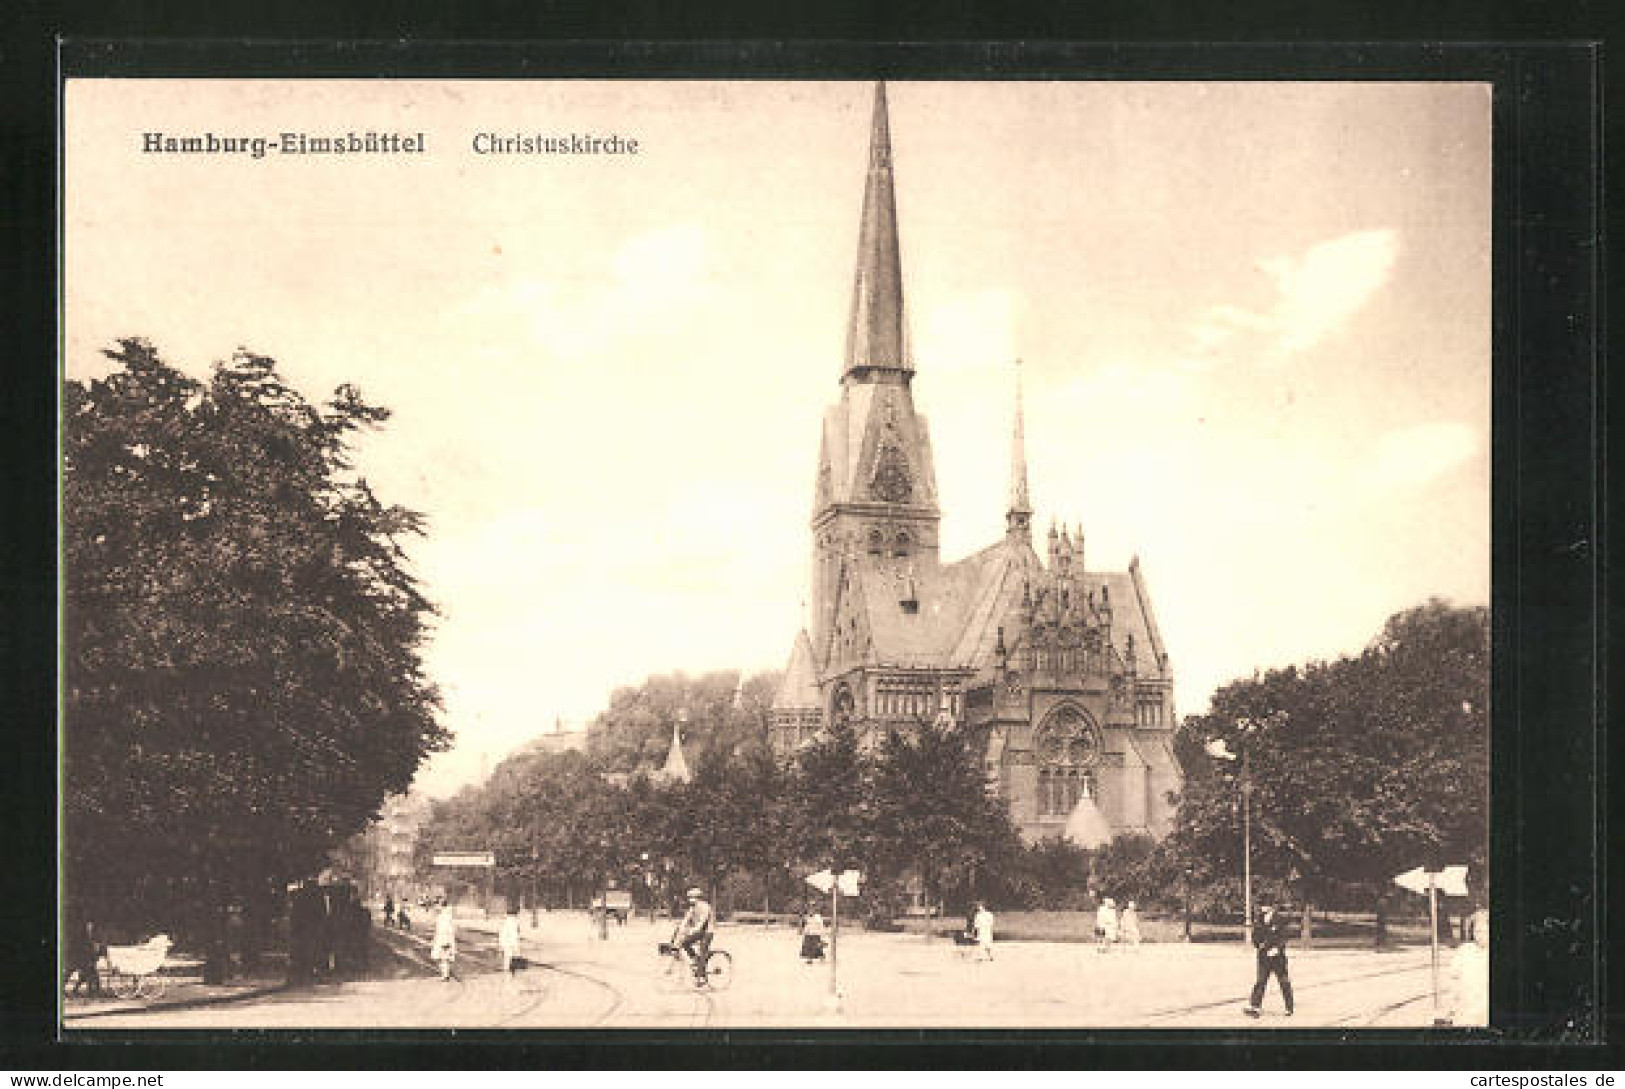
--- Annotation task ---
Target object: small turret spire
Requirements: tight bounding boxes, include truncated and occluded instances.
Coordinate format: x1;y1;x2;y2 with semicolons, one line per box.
843;81;910;382
1006;359;1033;540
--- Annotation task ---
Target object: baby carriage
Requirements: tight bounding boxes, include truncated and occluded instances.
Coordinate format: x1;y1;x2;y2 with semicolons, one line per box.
99;934;174;1000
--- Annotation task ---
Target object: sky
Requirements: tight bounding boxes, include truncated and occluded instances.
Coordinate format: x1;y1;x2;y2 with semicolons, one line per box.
64;79;1491;797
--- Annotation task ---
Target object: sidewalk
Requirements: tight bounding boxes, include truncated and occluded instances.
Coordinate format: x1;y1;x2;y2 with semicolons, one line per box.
63;931;427;1023
63;970;288;1022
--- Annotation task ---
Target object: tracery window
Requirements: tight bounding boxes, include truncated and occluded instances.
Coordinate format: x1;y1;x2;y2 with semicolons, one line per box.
1033;705;1101;817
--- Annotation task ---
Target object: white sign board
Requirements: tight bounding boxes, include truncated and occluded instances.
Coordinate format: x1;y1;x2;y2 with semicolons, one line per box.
1393;866;1431;894
805;868;834;894
1436;864;1469;897
1394;864;1470;896
433;851;495;868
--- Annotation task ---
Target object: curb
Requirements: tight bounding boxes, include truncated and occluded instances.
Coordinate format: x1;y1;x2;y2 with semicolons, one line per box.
63;978;290;1023
64;931;429;1024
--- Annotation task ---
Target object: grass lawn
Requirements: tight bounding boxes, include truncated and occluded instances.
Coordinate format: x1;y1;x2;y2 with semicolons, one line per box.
896;910;1446;948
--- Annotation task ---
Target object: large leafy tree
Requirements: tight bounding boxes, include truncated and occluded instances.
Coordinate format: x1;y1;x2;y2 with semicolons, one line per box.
871;725;1026;912
1172;599;1489;915
585;669;779;771
63;340;448;957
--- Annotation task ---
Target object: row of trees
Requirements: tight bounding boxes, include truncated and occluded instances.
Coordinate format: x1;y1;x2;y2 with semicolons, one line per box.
63;341;448;977
419;675;1030;922
421;601;1489;932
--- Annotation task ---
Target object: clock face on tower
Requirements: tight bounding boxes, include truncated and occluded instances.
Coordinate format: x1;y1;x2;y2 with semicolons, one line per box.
871;444;913;503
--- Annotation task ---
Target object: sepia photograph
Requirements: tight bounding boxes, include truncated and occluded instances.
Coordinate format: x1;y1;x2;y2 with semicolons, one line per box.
61;76;1492;1031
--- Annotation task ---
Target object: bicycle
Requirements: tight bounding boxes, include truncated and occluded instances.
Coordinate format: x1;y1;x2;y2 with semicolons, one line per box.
657;938;733;991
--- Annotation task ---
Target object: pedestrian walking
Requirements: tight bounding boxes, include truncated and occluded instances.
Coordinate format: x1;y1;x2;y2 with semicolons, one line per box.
499;907;523;977
383;895;395;929
799;909;827;963
1244;903;1294;1018
432;901;458;982
64;917;103;997
396;903;412;932
972;901;996;961
1119;900;1142;947
1095;896;1119;952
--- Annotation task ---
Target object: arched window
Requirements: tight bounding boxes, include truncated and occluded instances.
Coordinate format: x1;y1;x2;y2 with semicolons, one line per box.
893;530;912;558
1033;705;1101;817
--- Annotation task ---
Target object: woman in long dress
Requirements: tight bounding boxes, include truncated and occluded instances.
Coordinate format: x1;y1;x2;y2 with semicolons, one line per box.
498;908;523;978
1095;897;1119;953
799;910;827;962
973;902;995;961
432;903;458;982
1119;901;1143;948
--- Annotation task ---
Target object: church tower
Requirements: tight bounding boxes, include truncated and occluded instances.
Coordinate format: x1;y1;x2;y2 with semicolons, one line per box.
773;82;1180;841
810;82;942;667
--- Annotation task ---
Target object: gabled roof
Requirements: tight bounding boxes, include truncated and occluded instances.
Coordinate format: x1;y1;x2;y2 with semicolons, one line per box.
943;537;1041;668
772;630;822;711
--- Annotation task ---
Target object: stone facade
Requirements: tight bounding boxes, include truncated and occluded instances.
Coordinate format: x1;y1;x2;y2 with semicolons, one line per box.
769;83;1180;845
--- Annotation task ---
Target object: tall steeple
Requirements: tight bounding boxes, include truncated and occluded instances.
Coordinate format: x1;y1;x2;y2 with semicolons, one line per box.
1007;360;1033;540
843;81;910;383
810;79;940;664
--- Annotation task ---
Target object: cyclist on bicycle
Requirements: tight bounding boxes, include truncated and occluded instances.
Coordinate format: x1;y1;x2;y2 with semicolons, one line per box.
675;887;714;986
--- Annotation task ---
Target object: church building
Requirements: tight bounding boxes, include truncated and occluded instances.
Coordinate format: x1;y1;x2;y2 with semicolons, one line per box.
769;83;1182;845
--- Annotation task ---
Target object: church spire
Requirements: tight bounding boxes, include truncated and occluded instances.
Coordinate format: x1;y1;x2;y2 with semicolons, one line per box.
657;714;692;785
843;81;910;382
1007;360;1033;540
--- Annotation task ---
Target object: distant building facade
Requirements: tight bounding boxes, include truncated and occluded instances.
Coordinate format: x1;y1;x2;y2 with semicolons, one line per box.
371;791;431;898
769;84;1181;845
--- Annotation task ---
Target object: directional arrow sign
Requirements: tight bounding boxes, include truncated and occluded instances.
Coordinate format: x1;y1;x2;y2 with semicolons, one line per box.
1436;865;1470;897
805;869;834;894
837;869;862;897
1393;866;1431;894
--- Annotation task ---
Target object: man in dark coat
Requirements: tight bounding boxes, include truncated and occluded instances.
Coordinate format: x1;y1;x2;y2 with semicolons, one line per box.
1244;904;1294;1017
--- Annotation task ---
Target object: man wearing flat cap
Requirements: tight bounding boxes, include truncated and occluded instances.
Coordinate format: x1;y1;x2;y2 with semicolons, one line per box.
676;887;714;986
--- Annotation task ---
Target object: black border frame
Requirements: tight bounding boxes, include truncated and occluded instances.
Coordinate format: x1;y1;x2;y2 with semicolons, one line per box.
3;31;1608;1070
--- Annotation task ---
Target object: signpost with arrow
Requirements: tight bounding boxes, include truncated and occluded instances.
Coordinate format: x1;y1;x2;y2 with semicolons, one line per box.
806;867;861;1008
1392;863;1470;1019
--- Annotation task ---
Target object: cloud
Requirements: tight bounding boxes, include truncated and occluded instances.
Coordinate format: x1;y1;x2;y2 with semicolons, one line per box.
1191;229;1401;360
916;289;1023;374
1362;420;1479;493
448;222;716;363
613;222;713;315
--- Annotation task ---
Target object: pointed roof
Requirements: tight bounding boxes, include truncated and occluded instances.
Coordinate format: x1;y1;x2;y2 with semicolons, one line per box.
843;81;910;380
772;630;822;711
1008;364;1031;513
1063;795;1114;849
657;719;692;785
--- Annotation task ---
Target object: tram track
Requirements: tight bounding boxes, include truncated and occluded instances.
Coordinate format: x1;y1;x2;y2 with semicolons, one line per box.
379;924;624;1026
1137;956;1434;1024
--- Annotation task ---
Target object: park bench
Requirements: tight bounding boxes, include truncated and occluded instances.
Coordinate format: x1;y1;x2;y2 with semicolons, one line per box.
729;911;800;927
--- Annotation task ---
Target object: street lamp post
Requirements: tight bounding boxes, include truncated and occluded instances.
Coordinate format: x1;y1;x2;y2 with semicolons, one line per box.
1206;716;1262;950
1183;862;1193;942
1241;736;1254;950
